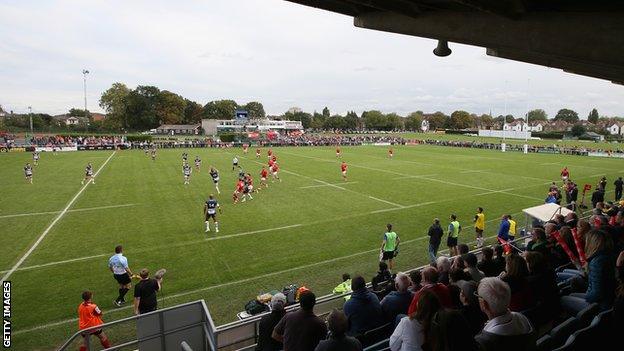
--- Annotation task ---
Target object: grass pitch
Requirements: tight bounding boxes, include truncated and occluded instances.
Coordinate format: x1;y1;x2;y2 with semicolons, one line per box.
2;144;622;350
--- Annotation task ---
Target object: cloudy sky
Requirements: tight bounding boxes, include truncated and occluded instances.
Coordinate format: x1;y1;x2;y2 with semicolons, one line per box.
1;0;622;118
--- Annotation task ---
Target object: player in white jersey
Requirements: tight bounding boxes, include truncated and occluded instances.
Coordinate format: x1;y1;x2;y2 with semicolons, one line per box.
183;163;192;185
232;156;240;171
82;163;95;185
33;151;40;165
24;163;33;183
194;156;201;172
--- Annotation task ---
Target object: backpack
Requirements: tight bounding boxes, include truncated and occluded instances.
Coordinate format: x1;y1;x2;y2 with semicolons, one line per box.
244;299;269;315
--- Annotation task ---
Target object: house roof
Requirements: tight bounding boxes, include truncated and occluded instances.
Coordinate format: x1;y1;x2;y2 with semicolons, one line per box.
156;124;200;130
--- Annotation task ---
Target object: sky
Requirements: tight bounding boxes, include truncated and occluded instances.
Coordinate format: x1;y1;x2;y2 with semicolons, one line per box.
1;0;623;119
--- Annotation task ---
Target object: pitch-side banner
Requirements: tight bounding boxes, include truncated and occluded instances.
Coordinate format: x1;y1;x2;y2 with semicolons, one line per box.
588;152;624;158
35;146;78;152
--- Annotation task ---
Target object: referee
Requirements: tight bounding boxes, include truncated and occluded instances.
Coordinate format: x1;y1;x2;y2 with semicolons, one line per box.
108;245;133;306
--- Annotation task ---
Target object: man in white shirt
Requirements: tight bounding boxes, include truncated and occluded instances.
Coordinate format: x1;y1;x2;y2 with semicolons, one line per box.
474;277;535;351
108;245;134;306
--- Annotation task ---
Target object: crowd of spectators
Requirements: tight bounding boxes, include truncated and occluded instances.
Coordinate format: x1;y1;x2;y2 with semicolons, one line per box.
29;135;126;147
273;134;407;146
252;199;623;351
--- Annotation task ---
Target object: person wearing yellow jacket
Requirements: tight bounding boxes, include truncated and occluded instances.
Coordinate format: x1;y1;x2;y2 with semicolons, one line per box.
332;273;352;301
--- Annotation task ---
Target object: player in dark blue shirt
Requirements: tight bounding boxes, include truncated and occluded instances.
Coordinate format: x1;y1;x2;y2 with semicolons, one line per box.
203;194;221;233
210;167;220;194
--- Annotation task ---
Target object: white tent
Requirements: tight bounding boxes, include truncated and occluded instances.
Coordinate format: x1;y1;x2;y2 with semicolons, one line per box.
522;203;573;223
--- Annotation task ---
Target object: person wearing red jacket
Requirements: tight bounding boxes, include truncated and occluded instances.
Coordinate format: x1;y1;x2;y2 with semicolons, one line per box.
407;267;453;315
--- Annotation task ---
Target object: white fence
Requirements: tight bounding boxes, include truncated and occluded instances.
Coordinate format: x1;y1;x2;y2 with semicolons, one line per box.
478;129;531;140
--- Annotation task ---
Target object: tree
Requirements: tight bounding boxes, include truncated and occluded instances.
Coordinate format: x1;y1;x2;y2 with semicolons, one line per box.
505;114;515;123
183;99;204;124
385;113;404;131
310;112;326;130
427;112;448;130
322;107;330;118
155;90;186;125
449;110;472;129
243;101;265;119
527;109;548;123
571;124;586;137
554;108;579;123
344;111;360;130
404;112;424;131
69;108;90;117
362;110;385;130
100;82;131;129
203;100;238;119
588;108;599;124
478;114;494;128
324;115;346;130
125;85;161;130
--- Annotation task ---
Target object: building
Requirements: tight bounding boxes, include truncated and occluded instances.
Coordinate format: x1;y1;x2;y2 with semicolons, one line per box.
528;122;544;132
503;120;527;132
544;120;571;132
202;118;303;135
90;112;106;122
607;122;622;135
287;107;302;114
155;124;201;135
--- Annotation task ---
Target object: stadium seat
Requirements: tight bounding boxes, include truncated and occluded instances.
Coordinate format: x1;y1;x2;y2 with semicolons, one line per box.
575;303;599;327
549;317;580;347
536;334;555;351
363;338;390;351
357;322;393;348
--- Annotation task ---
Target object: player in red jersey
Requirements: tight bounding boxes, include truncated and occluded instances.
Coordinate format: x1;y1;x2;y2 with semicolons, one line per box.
336;147;341;158
243;144;249;155
341;161;348;181
561;166;569;181
271;162;281;182
268;157;275;169
267;149;273;160
233;179;245;204
388;148;394;158
260;166;269;188
256;148;261;158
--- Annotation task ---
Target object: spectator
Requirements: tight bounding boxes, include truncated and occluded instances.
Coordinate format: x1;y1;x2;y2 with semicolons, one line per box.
372;261;392;290
561;229;615;313
500;254;535;312
478;247;499;277
497;215;511;253
457;281;487;337
381;272;414;323
133;268;161;315
463;253;485;282
591;187;605;209
492;245;506;276
273;291;327;351
614;250;624;327
428;218;444;263
408;270;422;292
343;275;383;336
430;309;478;351
435;257;451;285
314;309;362;351
525;252;560;325
77;291;111;351
474;278;535;351
256;293;286;351
615;177;623;201
448;268;470;308
526;228;549;262
390;290;441;351
408;267;453;315
332;273;352;301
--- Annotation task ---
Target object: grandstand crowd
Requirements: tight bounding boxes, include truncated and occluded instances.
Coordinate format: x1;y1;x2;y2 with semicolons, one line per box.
253;206;623;351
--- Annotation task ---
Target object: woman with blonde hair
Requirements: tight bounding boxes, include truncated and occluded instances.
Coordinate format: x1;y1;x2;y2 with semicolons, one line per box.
561;229;615;314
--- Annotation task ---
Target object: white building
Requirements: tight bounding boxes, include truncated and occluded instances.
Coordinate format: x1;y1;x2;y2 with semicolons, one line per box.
607;122;621;135
202;118;303;135
528;122;544;132
503;120;528;132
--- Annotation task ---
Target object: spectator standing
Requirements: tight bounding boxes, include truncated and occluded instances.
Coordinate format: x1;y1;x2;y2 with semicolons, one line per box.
561;230;615;313
478;247;499;277
133;268;161;315
474;278;535;351
273;291;327;351
428;218;444;263
615;177;623;201
381;224;400;270
314;309;362;351
591;187;605;208
256;293;287;351
447;214;461;257
343;276;383;336
599;176;607;192
77;291;111;351
381;272;414;323
390;290;441;351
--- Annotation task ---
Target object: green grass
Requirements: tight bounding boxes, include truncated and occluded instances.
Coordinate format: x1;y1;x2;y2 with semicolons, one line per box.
2;144;623;350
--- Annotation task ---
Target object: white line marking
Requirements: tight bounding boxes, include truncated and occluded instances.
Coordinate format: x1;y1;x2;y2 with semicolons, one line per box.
392;174;438;180
299;182;358;189
540;162;559;166
459;170;483;174
0;203;137;219
368;196;403;208
0;151;116;284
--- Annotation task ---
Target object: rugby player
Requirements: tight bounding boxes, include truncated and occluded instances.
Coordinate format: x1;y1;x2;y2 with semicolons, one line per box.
336;147;341;158
380;224;400;270
204;194;222;232
209;166;221;194
256;148;261;158
183;162;192;185
473;207;485;248
24;163;33;184
150;148;157;161
82;163;95;185
271;162;281;182
561;166;570;181
267;148;273;160
232;156;240;171
182;152;188;165
33;151;40;165
241;173;254;202
194;156;202;172
77;291;111;351
233;179;245;203
243;144;249;155
508;214;517;241
341;161;348;181
388;148;394;158
108;245;133;306
260;166;269;188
